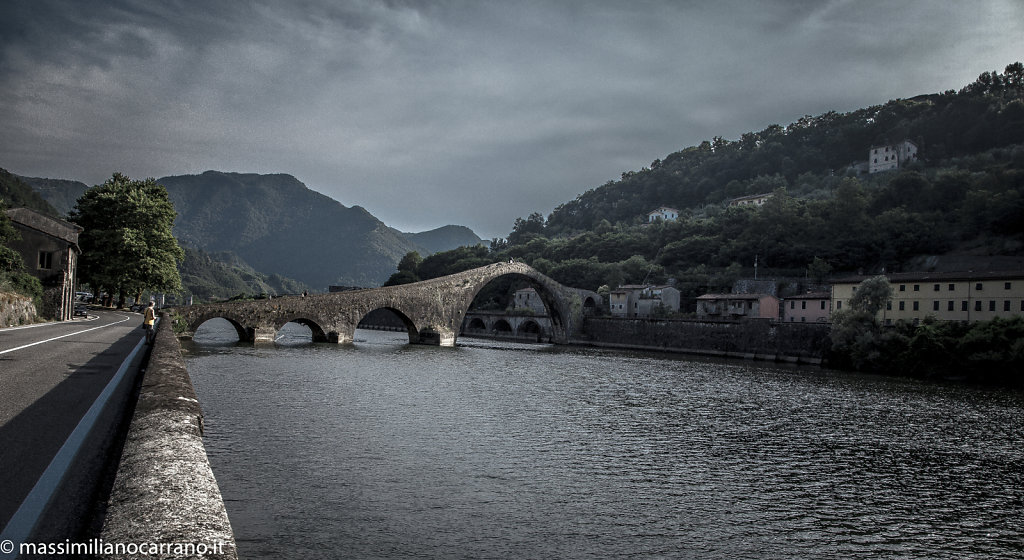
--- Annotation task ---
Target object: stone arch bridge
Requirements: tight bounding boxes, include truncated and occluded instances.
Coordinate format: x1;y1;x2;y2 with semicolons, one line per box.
172;262;594;346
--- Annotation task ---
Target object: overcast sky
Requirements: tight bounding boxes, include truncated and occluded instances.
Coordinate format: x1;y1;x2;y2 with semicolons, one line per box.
2;1;1022;239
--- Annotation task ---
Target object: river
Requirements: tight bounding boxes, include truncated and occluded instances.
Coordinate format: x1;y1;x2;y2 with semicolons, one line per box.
183;321;1023;559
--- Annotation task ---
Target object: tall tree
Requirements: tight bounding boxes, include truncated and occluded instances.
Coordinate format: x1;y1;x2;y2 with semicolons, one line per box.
69;173;184;305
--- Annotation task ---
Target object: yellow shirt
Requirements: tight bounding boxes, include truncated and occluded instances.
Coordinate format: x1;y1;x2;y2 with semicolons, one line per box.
144;306;156;326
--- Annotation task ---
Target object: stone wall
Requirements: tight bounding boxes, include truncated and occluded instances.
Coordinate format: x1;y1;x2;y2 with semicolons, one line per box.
99;314;238;559
582;317;830;364
0;290;37;327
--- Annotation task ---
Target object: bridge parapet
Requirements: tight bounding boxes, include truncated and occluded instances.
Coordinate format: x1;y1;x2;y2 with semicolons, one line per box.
171;262;584;347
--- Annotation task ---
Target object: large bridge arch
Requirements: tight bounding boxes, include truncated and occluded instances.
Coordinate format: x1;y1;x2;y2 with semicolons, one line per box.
454;265;572;345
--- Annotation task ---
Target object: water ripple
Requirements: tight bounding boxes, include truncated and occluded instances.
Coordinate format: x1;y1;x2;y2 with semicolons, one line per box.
185;329;1024;560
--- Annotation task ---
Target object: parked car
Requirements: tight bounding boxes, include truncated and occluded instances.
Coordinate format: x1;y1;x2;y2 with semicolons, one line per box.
74;305;89;317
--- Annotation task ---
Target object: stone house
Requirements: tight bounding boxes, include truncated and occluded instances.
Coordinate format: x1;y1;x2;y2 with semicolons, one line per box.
696;293;780;321
868;140;918;173
610;284;680;318
4;207;82;320
832;271;1024;325
783;291;831;323
512;287;548;314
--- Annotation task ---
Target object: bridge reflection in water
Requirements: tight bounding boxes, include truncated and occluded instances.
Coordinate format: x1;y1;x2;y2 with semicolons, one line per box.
173;263;599;347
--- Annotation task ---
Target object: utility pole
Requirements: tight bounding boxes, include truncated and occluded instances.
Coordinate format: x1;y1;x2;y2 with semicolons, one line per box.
754;254;758;280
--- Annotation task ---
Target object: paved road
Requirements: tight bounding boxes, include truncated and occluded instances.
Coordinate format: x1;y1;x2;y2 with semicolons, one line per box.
0;308;147;530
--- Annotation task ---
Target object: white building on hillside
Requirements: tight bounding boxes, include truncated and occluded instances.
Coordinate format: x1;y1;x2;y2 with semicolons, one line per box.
869;140;918;173
647;207;679;222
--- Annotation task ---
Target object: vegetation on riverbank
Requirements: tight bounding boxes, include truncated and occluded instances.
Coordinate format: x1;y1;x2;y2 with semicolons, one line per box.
828;276;1023;385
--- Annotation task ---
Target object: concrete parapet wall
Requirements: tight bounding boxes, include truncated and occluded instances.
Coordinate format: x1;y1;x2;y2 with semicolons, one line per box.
99;314;237;559
582;317;830;364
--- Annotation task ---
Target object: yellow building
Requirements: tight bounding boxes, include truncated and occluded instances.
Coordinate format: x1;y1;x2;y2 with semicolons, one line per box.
832;271;1024;325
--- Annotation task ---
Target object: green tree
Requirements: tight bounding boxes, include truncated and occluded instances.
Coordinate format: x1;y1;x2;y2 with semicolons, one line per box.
0;199;44;306
807;257;832;284
69;173;184;306
383;251;423;286
507;212;546;245
849;275;892;317
0;199;22;273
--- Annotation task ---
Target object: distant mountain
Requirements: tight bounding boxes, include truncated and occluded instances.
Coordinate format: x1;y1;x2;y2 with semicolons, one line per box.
403;225;483;254
155;171;428;288
15;175;88;217
21;169;482;288
178;245;311;302
0;169;61;216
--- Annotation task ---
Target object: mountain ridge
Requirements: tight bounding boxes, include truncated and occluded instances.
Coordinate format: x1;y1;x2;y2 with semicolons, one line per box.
18;169;482;290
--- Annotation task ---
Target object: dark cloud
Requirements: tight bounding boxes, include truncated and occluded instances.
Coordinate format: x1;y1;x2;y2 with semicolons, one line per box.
2;0;1022;238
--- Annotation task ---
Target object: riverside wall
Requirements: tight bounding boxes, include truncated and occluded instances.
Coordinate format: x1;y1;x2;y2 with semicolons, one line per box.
580;317;831;364
98;315;238;560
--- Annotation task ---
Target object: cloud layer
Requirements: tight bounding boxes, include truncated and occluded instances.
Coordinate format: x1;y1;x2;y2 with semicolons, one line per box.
2;0;1023;238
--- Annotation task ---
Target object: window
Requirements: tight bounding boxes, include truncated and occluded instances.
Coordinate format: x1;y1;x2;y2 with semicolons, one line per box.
1004;301;1011;312
886;301;892;310
962;301;968;311
899;301;905;311
933;284;940;291
899;284;906;292
948;301;954;311
801;317;806;322
913;284;920;292
837;301;842;310
976;283;983;291
948;284;955;291
37;251;53;270
1005;282;1012;290
790;301;795;309
913;301;919;311
820;301;826;310
933;301;940;311
801;301;806;310
989;301;996;312
975;301;982;311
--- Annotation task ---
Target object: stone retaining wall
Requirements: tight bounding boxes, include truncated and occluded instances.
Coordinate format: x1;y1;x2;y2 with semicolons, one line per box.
582;317;831;364
0;291;36;327
99;314;238;560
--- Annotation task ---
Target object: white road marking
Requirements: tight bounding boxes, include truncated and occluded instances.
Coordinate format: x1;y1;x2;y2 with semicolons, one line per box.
0;336;146;553
0;315;134;355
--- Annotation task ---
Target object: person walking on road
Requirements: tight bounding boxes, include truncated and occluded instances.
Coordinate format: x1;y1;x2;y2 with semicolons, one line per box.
143;301;157;344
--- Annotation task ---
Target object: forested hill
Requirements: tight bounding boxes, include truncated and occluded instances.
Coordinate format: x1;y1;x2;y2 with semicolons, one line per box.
0;169;59;215
540;62;1024;235
392;64;1024;295
156;171;425;288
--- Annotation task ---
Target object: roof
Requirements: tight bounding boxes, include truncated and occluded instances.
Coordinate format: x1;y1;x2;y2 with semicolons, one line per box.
697;293;776;300
728;192;773;202
833;270;1024;284
785;292;831;300
5;207;82;251
870;139;918;150
648;206;679;214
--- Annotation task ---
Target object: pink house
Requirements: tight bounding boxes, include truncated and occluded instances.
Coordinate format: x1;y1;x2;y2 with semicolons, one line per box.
783;292;831;323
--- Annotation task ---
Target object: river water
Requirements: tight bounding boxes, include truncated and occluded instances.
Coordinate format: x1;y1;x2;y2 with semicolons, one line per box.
183;321;1024;559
